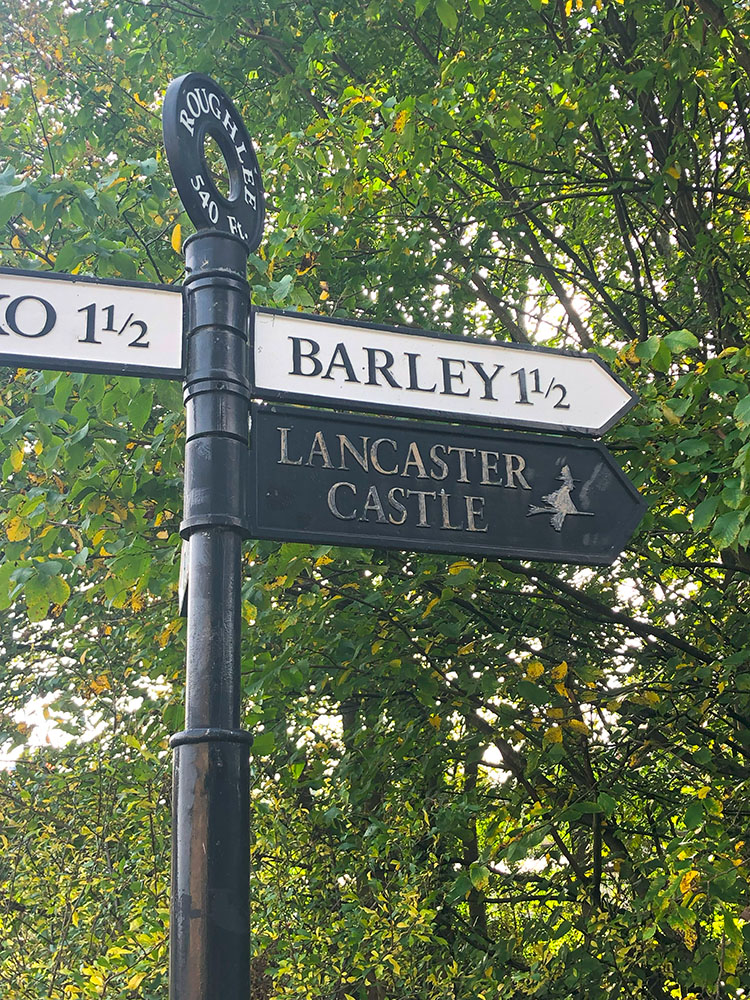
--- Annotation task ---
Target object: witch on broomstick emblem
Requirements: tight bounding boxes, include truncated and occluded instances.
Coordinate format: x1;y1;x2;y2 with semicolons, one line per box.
527;464;594;533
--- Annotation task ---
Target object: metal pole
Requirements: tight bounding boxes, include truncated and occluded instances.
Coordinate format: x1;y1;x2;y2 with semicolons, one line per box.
169;229;252;1000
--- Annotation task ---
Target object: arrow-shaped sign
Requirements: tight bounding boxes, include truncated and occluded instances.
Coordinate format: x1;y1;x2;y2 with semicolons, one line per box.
248;404;646;565
251;308;636;437
0;267;183;378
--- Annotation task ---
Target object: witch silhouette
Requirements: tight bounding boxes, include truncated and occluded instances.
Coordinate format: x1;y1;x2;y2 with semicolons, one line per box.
527;464;594;532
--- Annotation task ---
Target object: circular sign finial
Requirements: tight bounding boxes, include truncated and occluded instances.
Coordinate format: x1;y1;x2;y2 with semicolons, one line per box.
162;73;265;251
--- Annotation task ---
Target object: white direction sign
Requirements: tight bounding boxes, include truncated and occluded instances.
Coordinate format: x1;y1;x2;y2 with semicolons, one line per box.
251;308;636;436
0;268;183;379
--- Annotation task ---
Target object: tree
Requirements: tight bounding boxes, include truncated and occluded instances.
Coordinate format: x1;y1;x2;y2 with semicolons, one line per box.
1;0;750;997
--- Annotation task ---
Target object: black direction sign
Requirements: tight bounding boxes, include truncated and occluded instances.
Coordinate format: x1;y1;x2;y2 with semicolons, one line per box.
248;404;646;566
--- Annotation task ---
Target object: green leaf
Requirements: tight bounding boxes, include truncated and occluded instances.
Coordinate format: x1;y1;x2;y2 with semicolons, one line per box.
635;336;661;361
128;391;154;433
684;801;704;830
733;394;750;430
516;679;552;706
597;791;617;816
271;273;294;304
652;340;672;372
663;329;699;353
24;574;69;621
251;731;275;756
0;561;16;611
692;496;719;532
710;509;744;549
469;863;490;891
435;0;458;31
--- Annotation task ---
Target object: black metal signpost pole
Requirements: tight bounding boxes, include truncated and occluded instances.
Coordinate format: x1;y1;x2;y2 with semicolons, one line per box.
163;73;265;1000
169;229;252;1000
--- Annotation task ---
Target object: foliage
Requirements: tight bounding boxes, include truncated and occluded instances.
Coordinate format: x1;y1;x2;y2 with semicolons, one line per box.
1;0;750;998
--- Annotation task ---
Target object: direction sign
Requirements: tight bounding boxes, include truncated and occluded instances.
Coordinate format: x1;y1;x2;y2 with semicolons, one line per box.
247;404;646;565
251;307;637;437
0;267;183;378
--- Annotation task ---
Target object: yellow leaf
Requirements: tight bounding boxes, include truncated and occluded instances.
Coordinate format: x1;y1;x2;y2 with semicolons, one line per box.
458;641;475;655
34;79;48;99
10;444;24;471
543;726;563;744
319;289;330;301
680;869;699;895
16;721;31;736
394;110;408;134
566;719;589;736
448;560;473;574
126;971;147;990
718;100;729;111
665;164;681;179
171;223;182;253
11;234;21;249
6;515;30;541
428;714;441;730
661;402;681;425
564;0;573;14
621;341;639;366
315;554;333;567
422;597;440;618
548;707;564;719
526;659;544;680
696;785;711;799
551;660;568;681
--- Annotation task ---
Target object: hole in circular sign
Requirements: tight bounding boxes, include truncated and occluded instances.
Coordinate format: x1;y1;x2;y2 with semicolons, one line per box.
202;132;232;201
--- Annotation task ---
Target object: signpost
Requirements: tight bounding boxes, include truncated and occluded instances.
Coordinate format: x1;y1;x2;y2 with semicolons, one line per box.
0;69;648;1000
248;404;646;566
162;71;264;1000
251;306;637;436
0;267;182;378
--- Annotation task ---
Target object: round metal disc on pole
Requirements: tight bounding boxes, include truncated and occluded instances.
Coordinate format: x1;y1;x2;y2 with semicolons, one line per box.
162;72;265;251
